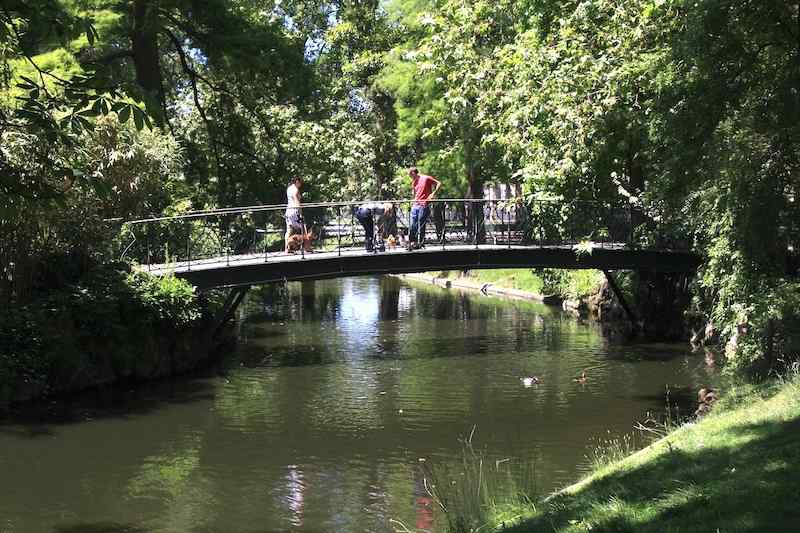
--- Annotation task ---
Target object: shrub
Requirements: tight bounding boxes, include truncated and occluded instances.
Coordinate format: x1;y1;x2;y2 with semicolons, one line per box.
125;271;200;326
538;268;603;299
724;281;800;378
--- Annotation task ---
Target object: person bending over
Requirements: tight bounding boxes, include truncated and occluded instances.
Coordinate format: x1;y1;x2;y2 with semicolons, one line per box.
355;202;395;252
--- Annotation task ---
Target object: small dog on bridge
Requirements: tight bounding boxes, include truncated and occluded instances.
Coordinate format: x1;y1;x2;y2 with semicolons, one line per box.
286;228;315;253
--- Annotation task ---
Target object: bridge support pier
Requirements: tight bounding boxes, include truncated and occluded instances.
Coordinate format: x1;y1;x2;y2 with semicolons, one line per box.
602;270;639;331
212;285;250;339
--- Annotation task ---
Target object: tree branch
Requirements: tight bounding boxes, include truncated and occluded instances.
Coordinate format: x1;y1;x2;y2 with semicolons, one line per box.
162;26;272;173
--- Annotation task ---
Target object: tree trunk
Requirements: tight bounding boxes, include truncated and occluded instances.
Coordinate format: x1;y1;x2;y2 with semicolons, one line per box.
131;0;164;122
463;118;485;243
370;89;398;199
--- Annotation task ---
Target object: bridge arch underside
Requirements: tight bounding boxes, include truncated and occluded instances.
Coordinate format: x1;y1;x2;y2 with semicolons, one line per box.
167;246;700;290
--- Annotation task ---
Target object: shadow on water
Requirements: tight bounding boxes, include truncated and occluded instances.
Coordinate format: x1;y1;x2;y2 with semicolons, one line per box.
53;523;150;533
0;377;217;434
53;525;327;533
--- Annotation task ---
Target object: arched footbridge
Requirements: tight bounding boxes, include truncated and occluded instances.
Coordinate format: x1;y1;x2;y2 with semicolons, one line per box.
121;199;700;290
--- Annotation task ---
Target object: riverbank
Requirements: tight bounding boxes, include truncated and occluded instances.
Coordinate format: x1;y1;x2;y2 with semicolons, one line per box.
399;269;693;342
395;271;563;304
0;267;230;406
486;375;800;532
396;269;602;306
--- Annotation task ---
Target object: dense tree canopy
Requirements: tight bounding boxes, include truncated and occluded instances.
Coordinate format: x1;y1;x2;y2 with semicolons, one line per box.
1;0;798;374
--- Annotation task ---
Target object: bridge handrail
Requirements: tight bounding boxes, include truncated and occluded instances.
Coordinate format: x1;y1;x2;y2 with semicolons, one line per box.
121;197;591;225
113;196;691;270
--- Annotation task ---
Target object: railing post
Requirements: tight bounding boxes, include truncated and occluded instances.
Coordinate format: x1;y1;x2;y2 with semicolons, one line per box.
474;201;479;250
504;201;510;248
216;215;223;262
442;201;446;251
406;201;410;249
146;224;152;272
300;210;305;259
264;211;270;263
186;219;192;271
338;205;342;256
225;215;230;267
539;202;544;248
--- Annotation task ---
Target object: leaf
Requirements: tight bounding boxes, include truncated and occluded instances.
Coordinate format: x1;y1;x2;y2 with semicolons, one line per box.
76;115;94;132
118;105;131;123
92;179;113;197
91;97;104;115
85;20;96;47
133;107;145;130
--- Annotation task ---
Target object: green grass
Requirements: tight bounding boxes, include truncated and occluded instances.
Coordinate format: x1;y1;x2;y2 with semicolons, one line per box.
438;269;604;299
494;375;800;533
561;270;604;299
462;269;545;294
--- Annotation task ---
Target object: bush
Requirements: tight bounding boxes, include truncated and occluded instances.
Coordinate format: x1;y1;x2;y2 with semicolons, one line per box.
125;271;200;326
538;268;603;299
0;266;203;404
0;308;50;401
724;281;800;377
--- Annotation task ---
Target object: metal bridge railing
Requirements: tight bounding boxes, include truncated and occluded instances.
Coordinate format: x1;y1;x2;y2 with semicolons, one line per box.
116;198;664;272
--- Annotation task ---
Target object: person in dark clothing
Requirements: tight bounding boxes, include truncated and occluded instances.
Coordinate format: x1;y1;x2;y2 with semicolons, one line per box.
354;202;395;252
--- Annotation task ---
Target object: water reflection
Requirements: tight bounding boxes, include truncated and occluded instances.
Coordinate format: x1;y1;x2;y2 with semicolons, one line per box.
284;465;305;527
0;276;714;533
413;466;435;532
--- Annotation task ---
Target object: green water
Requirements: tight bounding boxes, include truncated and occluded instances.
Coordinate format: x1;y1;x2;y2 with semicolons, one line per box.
0;276;714;532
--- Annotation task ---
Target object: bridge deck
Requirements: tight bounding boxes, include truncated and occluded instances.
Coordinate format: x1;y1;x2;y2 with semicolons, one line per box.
143;244;699;289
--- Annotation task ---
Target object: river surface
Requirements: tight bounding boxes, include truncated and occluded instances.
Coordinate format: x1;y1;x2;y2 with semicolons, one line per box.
0;276;714;533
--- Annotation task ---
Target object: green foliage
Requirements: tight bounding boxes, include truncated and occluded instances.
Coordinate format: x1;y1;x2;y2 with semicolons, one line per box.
720;281;800;377
380;0;517;197
422;429;537;533
0;265;203;403
0;307;49;401
3;0;799;378
125;271;200;326
538;269;603;299
1;114;186;304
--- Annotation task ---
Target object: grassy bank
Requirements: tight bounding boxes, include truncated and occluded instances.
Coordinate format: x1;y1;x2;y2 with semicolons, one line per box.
435;269;603;299
483;375;800;532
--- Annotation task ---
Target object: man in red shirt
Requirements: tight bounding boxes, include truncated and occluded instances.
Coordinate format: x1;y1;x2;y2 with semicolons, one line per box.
408;166;441;250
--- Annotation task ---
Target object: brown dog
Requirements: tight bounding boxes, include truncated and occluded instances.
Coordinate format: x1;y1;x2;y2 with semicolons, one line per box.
286;229;315;253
